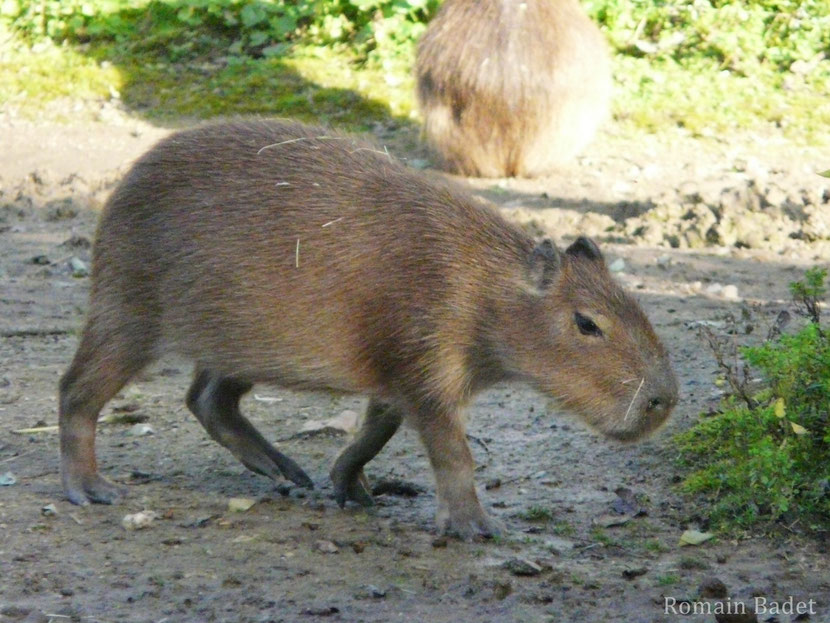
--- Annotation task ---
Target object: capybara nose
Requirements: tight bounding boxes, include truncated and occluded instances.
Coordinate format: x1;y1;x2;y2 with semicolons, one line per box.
645;384;678;419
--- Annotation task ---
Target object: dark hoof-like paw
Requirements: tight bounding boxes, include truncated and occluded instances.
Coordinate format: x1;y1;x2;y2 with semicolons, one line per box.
439;510;504;541
64;473;127;506
331;467;374;508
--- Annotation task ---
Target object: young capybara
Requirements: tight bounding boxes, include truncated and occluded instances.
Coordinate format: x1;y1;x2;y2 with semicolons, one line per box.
415;0;612;177
59;119;677;539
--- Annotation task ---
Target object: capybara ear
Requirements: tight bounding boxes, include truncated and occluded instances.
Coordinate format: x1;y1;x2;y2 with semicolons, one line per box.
565;236;604;263
528;238;561;290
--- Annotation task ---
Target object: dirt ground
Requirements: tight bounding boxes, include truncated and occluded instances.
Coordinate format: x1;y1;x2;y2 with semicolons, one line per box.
1;105;829;623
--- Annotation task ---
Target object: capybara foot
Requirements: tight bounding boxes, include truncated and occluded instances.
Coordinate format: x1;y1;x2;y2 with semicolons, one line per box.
438;505;503;541
63;472;127;506
331;463;374;508
241;453;314;490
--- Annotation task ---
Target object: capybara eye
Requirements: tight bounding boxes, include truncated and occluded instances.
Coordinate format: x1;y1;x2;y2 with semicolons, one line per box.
575;312;602;337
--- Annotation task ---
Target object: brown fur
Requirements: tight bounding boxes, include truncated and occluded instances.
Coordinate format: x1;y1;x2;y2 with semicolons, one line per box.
59;119;676;539
416;0;612;177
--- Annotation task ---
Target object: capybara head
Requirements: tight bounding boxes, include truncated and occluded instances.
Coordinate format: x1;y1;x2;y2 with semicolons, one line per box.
415;0;612;177
506;237;677;441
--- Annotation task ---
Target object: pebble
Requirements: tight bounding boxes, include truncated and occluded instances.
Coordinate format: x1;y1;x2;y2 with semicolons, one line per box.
656;254;672;268
128;423;155;436
503;557;542;577
721;284;740;300
69;256;89;277
122;510;159;530
609;258;626;273
41;504;58;517
0;471;16;486
314;540;339;554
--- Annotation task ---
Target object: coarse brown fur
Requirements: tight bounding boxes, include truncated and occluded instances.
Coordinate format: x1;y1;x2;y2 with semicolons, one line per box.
59;119;676;539
416;0;612;177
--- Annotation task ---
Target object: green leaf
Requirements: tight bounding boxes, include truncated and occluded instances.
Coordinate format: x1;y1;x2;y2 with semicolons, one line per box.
819;170;830;178
240;4;267;28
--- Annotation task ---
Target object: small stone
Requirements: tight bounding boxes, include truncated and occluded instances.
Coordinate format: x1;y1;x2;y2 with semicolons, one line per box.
609;258;626;273
366;585;386;598
503;557;542;577
706;283;724;295
721;284;740;300
485;478;502;490
41;504;58;517
314;539;339;554
31;255;50;265
69;256;89;277
0;471;16;486
228;497;256;513
656;254;672;268
622;567;648;580
122;510;159;530
127;423;154;437
699;576;728;598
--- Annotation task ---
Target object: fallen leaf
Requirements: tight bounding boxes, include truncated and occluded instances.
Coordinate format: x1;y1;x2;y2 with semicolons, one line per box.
593;513;632;528
790;422;808;435
679;529;714;546
773;398;786;418
228;497;257;513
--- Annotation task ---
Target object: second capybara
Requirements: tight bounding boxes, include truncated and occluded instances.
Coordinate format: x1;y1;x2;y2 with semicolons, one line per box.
416;0;612;177
59;119;677;539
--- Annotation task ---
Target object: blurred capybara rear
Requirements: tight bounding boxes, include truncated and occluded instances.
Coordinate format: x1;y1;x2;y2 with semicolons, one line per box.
59;119;676;539
416;0;612;177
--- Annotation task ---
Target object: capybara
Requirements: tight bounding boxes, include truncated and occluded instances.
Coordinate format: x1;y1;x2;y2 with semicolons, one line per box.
415;0;612;177
59;119;677;539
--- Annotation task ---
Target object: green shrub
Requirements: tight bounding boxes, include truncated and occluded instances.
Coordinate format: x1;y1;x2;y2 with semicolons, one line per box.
675;268;830;533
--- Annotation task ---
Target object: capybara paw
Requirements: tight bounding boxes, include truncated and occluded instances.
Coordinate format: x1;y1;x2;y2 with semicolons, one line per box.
331;467;374;508
64;473;127;506
439;508;503;541
277;456;314;490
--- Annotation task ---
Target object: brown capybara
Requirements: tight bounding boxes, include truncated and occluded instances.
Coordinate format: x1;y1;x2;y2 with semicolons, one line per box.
415;0;612;177
59;119;677;539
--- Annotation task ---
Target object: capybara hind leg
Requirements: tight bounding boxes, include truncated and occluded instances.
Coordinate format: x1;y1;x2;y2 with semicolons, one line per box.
331;398;403;508
186;369;313;489
414;411;502;540
59;325;151;505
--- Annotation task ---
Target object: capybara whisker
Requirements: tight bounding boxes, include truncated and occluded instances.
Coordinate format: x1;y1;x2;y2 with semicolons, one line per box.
624;378;646;423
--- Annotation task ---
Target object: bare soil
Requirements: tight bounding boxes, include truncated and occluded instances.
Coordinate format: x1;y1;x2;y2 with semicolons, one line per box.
1;109;829;623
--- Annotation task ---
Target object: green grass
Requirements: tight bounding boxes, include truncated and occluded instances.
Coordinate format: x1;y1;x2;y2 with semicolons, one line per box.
1;1;828;144
674;269;830;535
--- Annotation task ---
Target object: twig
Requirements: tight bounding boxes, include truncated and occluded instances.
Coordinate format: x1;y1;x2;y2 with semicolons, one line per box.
1;328;71;338
321;217;343;228
295;238;300;268
0;449;36;463
466;433;490;454
12;425;59;434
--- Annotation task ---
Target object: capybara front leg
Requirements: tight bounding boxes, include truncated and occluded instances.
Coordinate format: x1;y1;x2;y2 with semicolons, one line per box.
414;410;502;540
330;398;404;507
186;370;313;489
